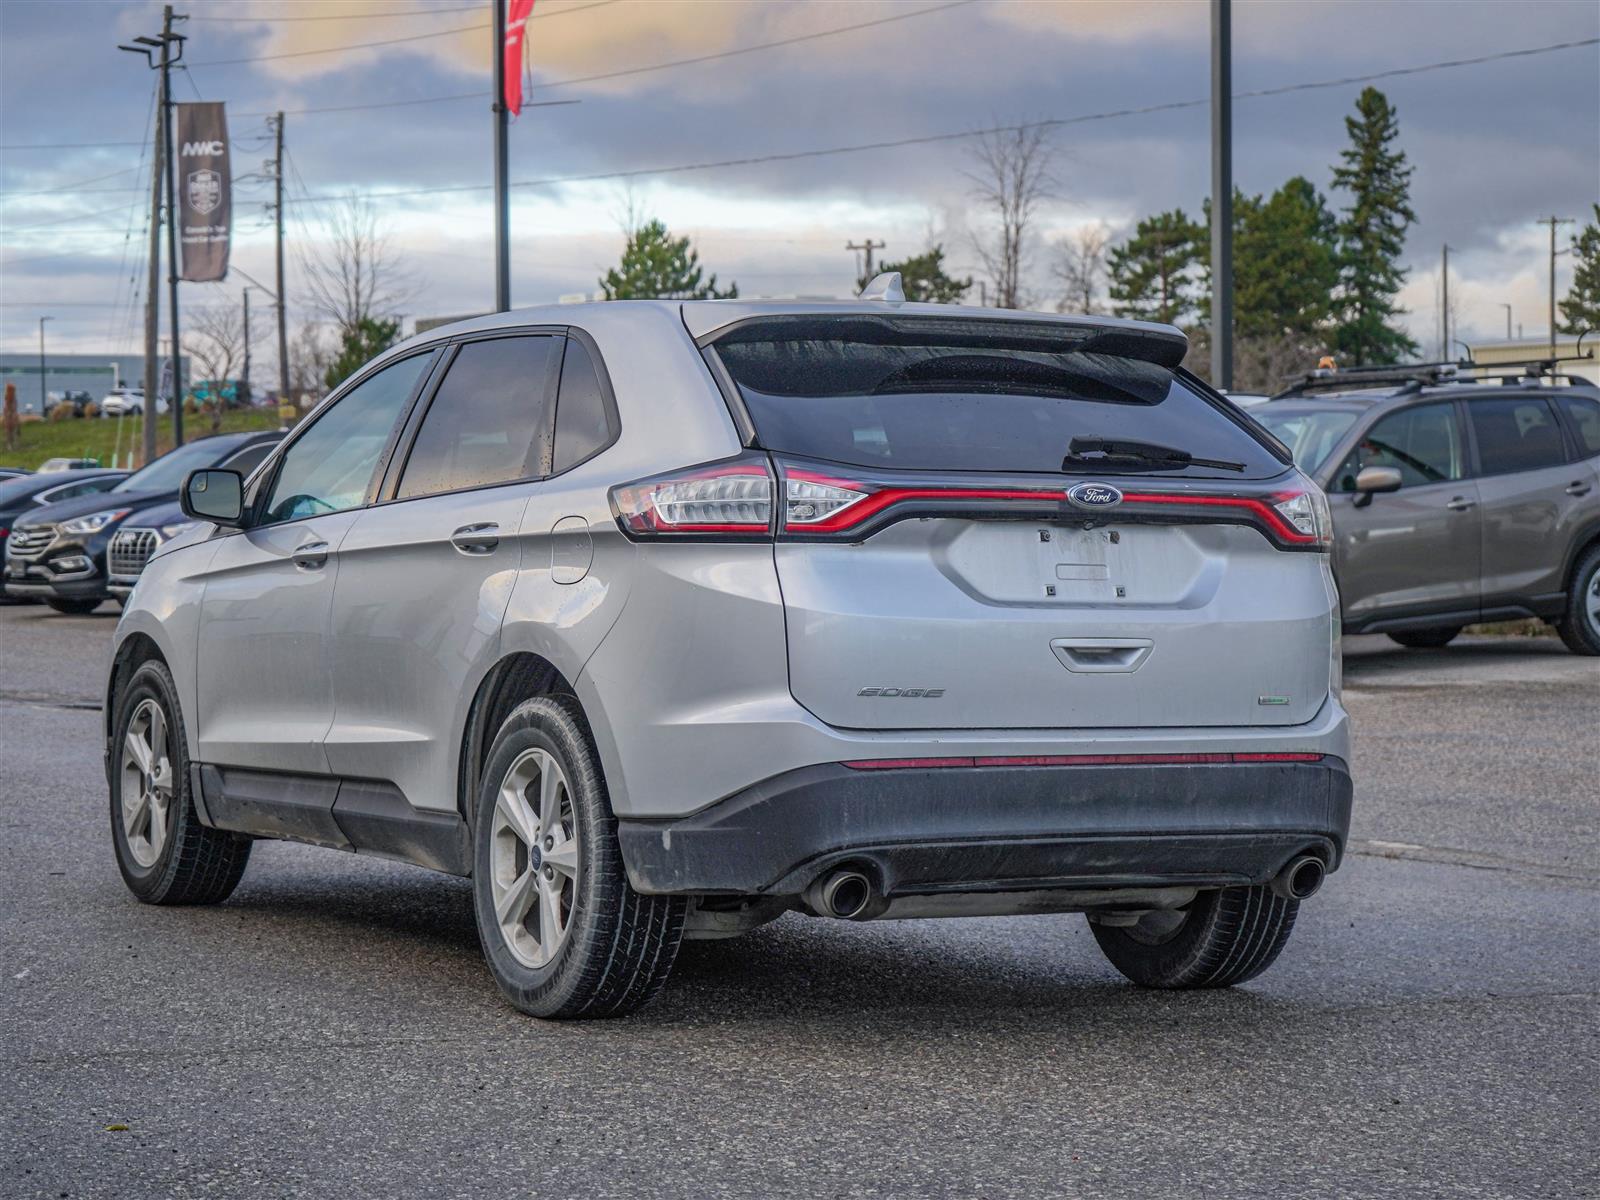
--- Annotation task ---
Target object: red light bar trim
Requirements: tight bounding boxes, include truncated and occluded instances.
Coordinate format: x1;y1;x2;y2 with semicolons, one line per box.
1120;489;1319;545
841;752;1325;770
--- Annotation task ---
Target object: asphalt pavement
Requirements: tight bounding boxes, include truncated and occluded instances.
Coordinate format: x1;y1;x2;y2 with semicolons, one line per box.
2;603;1596;1199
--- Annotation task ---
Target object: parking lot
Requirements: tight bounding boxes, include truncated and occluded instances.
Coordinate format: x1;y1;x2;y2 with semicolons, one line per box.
2;602;1596;1199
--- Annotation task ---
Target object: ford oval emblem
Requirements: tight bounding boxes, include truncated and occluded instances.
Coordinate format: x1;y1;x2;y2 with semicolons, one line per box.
1066;482;1123;509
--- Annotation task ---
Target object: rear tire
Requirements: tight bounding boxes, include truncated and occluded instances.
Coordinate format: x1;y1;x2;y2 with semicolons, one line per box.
1090;885;1298;988
1556;543;1600;656
47;597;101;615
471;696;685;1019
110;659;251;905
1387;626;1461;649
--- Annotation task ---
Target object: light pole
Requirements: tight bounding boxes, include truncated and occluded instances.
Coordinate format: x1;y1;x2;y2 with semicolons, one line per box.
38;316;52;414
241;286;253;410
1210;0;1233;390
1499;303;1513;341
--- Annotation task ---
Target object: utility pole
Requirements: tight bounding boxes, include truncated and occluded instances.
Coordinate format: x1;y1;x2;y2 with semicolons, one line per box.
1499;303;1513;341
1209;0;1233;390
160;6;186;446
491;0;510;312
241;287;252;411
119;15;182;466
847;238;886;282
1440;244;1450;360
37;317;51;414
270;112;290;415
1539;216;1573;361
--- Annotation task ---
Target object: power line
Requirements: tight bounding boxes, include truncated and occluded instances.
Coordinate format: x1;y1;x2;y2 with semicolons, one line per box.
236;95;577;118
187;0;614;23
280;36;1600;208
0;166;140;198
2;202;146;231
188;20;487;67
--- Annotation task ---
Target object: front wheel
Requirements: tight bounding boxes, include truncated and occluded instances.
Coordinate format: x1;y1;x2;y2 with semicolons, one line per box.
47;597;101;615
1387;626;1461;649
471;696;685;1019
110;659;251;904
1090;885;1298;988
1556;543;1600;656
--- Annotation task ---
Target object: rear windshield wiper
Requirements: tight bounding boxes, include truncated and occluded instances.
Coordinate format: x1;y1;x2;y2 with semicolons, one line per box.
1062;437;1246;473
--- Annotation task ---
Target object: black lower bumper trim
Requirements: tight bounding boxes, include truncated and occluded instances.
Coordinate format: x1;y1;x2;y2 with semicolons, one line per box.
618;758;1353;897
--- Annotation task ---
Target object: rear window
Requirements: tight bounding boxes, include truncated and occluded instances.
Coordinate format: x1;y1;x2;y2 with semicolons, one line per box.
710;316;1284;478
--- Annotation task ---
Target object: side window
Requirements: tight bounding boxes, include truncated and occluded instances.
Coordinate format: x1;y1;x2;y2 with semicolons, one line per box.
1332;403;1462;492
552;336;617;474
396;335;561;500
1557;395;1600;459
220;441;274;479
260;354;429;526
1468;397;1568;476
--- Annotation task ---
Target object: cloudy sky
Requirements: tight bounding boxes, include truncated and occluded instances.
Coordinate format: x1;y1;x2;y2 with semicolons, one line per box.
2;0;1597;373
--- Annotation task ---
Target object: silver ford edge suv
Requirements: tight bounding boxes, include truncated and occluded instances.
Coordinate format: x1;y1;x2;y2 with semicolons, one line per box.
106;290;1351;1019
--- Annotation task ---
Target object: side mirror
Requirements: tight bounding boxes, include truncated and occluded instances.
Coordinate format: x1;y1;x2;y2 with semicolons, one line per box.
181;469;244;527
1351;465;1402;508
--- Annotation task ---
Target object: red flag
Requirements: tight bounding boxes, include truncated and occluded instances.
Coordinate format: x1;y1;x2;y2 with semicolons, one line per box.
503;0;536;117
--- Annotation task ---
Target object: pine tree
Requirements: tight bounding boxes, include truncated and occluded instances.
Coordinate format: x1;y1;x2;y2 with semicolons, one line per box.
1107;210;1205;324
600;219;737;300
1331;87;1417;364
1233;177;1340;340
324;317;400;390
859;245;972;304
1559;204;1600;336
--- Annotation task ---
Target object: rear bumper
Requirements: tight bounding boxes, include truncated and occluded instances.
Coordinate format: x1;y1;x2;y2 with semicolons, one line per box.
618;756;1352;897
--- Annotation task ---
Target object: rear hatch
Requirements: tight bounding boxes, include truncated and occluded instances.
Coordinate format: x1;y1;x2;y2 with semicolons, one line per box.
704;312;1334;731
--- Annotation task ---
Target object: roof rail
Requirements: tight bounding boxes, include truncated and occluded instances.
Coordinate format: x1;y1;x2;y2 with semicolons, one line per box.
1271;349;1597;399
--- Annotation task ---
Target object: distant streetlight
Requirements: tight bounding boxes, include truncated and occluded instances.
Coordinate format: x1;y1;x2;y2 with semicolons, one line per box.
38;316;53;414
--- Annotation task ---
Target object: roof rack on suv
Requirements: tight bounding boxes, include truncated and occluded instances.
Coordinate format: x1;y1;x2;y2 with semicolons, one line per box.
1271;347;1597;400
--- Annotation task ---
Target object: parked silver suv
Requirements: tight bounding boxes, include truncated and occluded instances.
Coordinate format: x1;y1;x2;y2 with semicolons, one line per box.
106;290;1351;1018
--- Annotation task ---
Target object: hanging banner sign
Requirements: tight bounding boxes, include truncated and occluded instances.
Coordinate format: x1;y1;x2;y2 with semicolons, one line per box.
175;101;231;282
503;0;537;116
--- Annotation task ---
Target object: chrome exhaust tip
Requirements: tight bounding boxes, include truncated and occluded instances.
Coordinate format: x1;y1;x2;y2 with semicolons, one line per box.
805;868;874;920
1271;854;1326;901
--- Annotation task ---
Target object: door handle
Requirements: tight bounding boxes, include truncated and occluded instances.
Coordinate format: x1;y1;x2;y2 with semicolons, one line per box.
292;540;330;569
451;522;500;555
1568;481;1593;497
1050;637;1154;674
1445;496;1476;512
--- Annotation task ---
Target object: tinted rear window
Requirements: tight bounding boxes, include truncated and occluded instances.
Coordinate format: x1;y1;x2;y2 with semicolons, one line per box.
710;316;1283;478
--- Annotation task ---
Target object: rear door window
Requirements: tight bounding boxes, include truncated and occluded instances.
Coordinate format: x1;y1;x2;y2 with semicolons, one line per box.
1468;396;1568;476
1332;403;1462;492
709;316;1283;478
1557;395;1600;458
396;335;561;500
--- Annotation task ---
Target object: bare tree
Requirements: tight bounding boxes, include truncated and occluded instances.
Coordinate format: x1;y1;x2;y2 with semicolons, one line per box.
1054;223;1110;315
184;303;245;432
965;123;1057;309
287;321;335;407
302;193;412;337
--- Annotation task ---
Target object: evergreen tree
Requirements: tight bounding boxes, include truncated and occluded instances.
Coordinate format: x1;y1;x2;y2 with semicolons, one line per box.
1331;87;1417;364
324;316;401;390
600;219;737;300
1559;204;1600;336
858;244;972;304
1234;177;1340;340
1107;210;1205;324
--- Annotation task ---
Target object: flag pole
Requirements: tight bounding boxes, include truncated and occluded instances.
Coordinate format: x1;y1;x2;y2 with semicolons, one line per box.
492;0;510;313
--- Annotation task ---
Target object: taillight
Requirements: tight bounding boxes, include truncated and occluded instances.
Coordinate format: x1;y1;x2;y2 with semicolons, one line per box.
609;455;774;538
784;468;870;529
1271;483;1333;549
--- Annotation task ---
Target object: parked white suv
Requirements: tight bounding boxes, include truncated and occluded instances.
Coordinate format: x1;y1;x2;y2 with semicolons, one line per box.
100;388;164;417
106;285;1351;1018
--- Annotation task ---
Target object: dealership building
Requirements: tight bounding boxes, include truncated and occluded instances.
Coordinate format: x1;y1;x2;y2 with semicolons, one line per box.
0;352;189;415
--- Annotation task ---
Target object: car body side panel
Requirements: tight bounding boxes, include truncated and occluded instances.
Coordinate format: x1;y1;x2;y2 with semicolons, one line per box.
323;484;537;813
1478;457;1595;604
1330;480;1482;623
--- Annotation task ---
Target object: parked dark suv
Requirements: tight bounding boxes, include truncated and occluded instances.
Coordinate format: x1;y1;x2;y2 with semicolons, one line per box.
4;432;281;614
1254;363;1600;654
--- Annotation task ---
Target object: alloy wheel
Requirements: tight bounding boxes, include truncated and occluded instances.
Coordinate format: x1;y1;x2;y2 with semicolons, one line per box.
120;698;174;869
1585;564;1600;640
489;747;579;969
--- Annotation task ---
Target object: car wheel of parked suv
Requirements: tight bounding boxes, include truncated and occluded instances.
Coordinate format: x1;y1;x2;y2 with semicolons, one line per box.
1089;885;1298;988
471;697;686;1019
1556;542;1600;656
47;598;101;616
110;660;252;905
1387;627;1461;649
